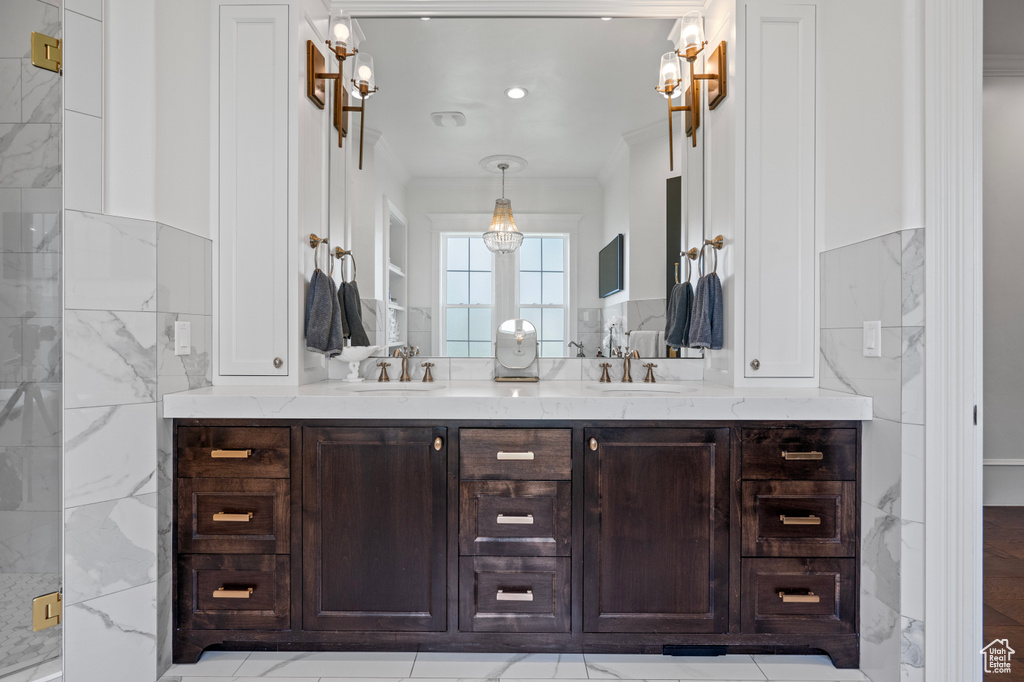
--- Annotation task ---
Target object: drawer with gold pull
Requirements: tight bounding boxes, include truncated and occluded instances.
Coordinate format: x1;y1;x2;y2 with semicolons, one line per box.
741;558;856;634
177;478;289;554
179;554;290;630
177;426;290;478
741;481;856;557
459;481;571;556
460;429;571;480
740;427;857;480
459;556;570;633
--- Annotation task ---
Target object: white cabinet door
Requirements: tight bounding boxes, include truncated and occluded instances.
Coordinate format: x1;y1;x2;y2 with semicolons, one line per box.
744;3;816;378
218;5;289;375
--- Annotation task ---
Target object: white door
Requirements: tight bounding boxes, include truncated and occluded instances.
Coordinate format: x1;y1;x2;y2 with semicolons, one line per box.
218;5;290;375
744;3;816;378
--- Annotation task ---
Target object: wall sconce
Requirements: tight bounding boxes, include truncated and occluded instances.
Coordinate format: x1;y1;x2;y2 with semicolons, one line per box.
306;15;379;170
656;11;727;170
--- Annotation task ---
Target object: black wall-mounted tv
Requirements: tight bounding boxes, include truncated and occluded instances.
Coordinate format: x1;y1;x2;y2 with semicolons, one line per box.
598;234;624;298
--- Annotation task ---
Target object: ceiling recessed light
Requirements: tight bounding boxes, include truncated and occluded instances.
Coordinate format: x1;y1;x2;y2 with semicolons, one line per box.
601;17;612;21
505;87;528;99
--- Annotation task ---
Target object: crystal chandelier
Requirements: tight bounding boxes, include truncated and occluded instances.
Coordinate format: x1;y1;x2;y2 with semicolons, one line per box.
482;163;523;254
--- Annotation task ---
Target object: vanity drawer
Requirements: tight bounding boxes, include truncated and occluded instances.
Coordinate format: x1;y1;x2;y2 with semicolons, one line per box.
177;478;289;554
741;481;856;557
741;427;857;481
177;426;291;478
741;558;856;634
459;556;571;633
460;429;571;480
459;481;571;556
178;554;290;630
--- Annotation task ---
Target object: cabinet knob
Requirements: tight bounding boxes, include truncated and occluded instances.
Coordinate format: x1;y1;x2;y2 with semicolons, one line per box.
434;437;443;451
589;438;598;451
273;357;283;369
750;359;760;371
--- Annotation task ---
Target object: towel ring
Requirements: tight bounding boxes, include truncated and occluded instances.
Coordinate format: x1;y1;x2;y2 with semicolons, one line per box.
698;236;725;277
313;240;335;277
676;247;698;283
334;247;357;283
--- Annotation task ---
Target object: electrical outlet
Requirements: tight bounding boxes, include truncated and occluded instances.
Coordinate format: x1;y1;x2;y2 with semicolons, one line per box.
863;321;881;357
174;321;192;356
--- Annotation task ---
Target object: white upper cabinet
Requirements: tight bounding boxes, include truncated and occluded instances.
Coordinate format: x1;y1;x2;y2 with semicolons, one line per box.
743;2;817;378
217;5;290;376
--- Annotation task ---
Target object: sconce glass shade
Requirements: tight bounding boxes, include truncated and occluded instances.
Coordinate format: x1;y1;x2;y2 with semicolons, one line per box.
679;11;706;58
658;52;684;99
483;198;523;254
330;15;353;49
350;52;377;99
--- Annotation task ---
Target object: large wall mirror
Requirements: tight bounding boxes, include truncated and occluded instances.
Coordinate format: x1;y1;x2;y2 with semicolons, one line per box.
331;17;706;359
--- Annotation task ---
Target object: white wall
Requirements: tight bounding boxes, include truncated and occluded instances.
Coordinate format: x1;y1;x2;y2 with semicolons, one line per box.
155;0;212;238
983;75;1024;502
599;140;630;307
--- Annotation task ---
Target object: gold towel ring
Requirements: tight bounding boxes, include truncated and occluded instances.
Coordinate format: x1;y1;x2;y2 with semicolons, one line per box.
335;247;357;283
676;247;698;283
698;236;724;277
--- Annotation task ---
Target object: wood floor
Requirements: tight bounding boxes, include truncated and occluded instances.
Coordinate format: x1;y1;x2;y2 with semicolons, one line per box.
985;507;1024;679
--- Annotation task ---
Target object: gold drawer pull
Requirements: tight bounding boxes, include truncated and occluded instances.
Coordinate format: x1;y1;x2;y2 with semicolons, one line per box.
780;514;821;525
496;451;534;461
781;450;823;460
213;587;254;599
212;512;253;522
211;449;252;459
496;589;533;602
779;591;820;603
496;514;534;525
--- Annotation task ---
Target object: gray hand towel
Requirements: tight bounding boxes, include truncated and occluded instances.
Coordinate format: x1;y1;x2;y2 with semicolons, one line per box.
688;274;710;348
630;330;662;358
324;275;345;357
305;270;334;354
689;273;724;350
341;280;371;346
665;281;693;348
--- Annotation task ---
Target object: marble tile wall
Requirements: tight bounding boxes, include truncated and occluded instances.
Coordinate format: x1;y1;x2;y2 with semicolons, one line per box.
0;0;62;622
62;212;211;682
819;228;925;682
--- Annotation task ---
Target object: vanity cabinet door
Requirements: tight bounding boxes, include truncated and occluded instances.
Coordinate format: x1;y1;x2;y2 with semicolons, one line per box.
302;427;447;631
583;427;731;633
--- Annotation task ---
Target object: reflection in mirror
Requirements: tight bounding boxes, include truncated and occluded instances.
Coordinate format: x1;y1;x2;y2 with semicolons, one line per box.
335;17;706;359
494;318;540;382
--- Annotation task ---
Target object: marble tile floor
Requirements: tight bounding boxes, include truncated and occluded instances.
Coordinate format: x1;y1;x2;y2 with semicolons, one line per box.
159;652;868;682
0;573;60;680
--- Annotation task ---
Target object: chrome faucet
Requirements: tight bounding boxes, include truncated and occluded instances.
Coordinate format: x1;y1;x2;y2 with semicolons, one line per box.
621;348;639;383
393;346;420;382
567;341;585;357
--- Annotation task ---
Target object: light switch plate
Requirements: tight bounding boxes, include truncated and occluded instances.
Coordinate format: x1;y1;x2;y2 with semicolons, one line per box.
174;321;191;356
863;321;881;357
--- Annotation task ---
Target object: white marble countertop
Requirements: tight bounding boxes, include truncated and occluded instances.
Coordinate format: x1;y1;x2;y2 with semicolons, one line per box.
163;380;872;422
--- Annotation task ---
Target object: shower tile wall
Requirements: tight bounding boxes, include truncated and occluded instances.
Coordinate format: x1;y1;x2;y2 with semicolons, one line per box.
0;0;62;676
819;228;925;682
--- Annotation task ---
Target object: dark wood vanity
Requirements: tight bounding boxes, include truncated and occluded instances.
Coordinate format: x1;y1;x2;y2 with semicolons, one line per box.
173;419;860;667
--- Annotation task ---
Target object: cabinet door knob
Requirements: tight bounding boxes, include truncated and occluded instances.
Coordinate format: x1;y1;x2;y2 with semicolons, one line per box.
434;437;443;451
273;357;283;369
750;359;760;370
589;438;598;451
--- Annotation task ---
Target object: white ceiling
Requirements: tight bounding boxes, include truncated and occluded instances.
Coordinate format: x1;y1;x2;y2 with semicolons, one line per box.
353;17;677;179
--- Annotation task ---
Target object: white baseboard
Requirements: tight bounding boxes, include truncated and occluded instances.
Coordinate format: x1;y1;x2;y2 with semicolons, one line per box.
984;460;1024;505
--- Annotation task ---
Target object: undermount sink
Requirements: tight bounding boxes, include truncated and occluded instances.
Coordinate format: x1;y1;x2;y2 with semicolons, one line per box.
342;382;447;394
586;383;693;394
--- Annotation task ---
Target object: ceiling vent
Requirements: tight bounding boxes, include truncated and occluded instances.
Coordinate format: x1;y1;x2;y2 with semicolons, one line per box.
431;111;467;128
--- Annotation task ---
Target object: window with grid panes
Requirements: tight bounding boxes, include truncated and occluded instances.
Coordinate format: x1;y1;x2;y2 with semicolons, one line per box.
443;236;494;357
518;236;568;358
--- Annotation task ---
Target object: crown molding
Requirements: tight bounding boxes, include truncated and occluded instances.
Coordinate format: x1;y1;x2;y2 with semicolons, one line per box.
332;0;702;18
984;53;1024;76
622;120;668;146
409;177;602;191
